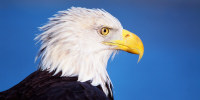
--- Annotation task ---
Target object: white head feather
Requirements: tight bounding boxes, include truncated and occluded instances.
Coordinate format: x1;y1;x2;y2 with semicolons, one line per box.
35;7;123;96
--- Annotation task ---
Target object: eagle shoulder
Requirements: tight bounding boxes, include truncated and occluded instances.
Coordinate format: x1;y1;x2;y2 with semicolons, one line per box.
0;70;112;100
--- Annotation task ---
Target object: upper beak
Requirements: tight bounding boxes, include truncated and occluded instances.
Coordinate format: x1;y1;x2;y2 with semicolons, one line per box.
104;29;144;62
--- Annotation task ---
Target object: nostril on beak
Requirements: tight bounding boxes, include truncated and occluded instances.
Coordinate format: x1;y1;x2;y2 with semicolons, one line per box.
125;34;130;38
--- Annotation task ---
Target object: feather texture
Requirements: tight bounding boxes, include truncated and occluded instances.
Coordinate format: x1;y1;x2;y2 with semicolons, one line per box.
0;70;113;100
0;7;124;99
35;7;122;95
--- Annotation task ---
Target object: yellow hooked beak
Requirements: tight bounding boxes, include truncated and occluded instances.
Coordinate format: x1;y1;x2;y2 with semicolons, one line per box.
104;29;144;62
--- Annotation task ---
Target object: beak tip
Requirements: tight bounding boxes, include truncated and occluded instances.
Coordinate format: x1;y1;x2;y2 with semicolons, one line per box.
137;53;143;63
137;58;141;64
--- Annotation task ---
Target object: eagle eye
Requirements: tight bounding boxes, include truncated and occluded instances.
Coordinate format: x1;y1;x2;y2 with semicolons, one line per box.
100;27;110;36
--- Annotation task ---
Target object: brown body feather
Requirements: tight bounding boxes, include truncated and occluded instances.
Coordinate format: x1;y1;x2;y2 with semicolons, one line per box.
0;70;113;100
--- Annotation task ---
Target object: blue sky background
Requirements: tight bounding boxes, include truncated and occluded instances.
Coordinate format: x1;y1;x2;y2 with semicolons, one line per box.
0;0;200;100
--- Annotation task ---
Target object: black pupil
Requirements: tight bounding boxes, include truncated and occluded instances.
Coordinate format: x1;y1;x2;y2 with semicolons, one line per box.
104;29;107;33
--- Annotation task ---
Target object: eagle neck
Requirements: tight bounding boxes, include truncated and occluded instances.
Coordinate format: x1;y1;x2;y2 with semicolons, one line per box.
39;48;114;96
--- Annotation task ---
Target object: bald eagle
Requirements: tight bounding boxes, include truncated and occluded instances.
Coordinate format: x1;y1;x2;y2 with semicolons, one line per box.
0;7;144;100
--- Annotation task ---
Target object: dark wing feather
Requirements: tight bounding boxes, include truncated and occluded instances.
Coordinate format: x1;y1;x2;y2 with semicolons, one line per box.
0;70;112;100
34;81;108;100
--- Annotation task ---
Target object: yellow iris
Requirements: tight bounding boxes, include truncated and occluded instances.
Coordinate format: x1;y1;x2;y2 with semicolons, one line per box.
100;27;110;35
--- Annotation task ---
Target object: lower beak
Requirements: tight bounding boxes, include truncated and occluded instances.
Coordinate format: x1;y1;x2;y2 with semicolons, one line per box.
104;29;144;62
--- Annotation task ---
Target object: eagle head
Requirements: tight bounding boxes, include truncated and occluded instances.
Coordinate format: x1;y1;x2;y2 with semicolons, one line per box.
35;7;144;96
